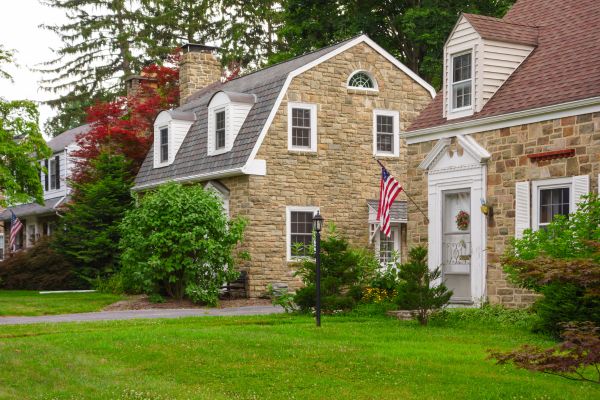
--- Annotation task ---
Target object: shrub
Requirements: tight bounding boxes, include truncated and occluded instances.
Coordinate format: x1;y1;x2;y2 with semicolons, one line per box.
395;246;452;325
293;226;378;313
503;195;600;336
53;152;134;282
490;322;600;384
119;183;246;306
0;237;81;290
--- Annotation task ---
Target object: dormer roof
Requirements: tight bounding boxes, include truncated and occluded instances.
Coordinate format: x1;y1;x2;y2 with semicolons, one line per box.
408;0;600;134
462;13;538;46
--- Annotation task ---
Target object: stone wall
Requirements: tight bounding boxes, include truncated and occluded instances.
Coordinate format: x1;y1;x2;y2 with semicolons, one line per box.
406;112;600;307
227;42;432;297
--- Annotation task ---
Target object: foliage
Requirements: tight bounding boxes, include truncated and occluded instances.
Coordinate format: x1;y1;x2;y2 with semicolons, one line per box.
52;153;134;283
93;272;126;295
369;260;400;292
267;284;297;313
72;56;179;183
503;195;600;335
490;322;600;385
293;227;379;312
395;246;452;325
0;237;80;290
119;183;246;306
362;287;397;304
0;43;15;81
0;99;51;206
275;0;515;88
430;303;536;331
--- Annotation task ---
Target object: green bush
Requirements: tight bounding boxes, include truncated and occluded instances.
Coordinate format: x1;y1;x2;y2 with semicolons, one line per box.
119;183;246;306
0;237;81;290
395;246;452;325
503;194;600;336
430;303;536;330
293;226;378;313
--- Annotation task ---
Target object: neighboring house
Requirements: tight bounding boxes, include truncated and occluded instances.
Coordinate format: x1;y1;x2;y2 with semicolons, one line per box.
0;125;88;256
133;35;435;296
404;0;600;307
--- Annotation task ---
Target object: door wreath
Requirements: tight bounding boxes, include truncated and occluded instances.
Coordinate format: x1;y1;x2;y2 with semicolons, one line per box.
455;210;470;231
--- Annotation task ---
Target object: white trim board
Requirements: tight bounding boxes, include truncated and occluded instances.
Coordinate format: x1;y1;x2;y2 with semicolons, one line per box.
285;206;319;262
405;96;600;144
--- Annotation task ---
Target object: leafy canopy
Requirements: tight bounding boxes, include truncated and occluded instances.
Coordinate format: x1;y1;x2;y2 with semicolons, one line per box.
119;183;246;306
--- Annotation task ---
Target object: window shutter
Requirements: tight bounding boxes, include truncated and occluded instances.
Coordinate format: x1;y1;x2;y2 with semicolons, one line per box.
54;156;60;189
572;175;589;212
515;181;530;238
44;159;49;191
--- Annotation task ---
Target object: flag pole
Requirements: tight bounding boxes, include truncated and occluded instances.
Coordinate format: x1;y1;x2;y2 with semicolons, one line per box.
375;159;429;224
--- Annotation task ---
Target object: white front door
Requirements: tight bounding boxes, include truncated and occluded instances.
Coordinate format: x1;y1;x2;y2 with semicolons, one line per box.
442;189;472;302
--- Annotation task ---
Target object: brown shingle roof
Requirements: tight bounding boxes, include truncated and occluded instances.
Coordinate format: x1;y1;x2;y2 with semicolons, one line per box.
409;0;600;132
462;13;538;46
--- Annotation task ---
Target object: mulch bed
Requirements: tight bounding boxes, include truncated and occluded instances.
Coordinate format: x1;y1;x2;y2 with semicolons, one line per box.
103;295;272;311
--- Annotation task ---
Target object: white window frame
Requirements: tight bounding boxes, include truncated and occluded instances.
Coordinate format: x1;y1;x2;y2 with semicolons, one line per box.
346;70;379;92
532;177;573;231
214;109;227;151
0;233;4;260
287;102;317;152
286;206;319;262
449;50;474;116
159;126;169;164
373;109;400;157
374;225;400;267
208;106;229;156
49;157;58;190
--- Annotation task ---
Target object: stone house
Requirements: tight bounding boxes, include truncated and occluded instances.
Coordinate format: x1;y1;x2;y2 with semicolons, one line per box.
133;36;435;296
404;0;600;306
0;125;88;257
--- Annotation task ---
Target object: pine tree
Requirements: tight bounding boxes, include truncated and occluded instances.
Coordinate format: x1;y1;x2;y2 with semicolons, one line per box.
53;153;134;281
38;0;148;136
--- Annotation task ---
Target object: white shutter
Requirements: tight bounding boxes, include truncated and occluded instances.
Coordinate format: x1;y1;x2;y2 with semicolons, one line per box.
515;181;530;238
572;175;590;212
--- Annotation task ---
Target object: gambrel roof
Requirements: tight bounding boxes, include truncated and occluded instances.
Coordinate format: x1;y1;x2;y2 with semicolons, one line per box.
134;35;435;190
408;0;600;133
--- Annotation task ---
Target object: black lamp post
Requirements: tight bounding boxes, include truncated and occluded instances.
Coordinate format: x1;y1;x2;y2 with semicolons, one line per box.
312;211;324;327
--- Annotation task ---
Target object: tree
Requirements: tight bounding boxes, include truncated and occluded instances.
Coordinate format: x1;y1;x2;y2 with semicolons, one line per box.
38;0;148;137
119;183;246;306
72;56;179;183
275;0;516;88
395;246;452;325
0;99;51;207
52;153;134;282
0;44;15;81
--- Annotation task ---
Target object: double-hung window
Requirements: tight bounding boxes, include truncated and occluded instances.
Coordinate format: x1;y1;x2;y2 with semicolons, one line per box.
538;187;570;229
215;110;226;150
451;52;472;110
49;156;60;190
288;102;317;152
159;127;169;163
287;206;318;260
373;110;399;157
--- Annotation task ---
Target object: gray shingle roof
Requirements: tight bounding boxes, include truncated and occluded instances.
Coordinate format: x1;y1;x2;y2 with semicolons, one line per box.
47;124;90;153
367;200;408;223
0;196;68;221
134;36;361;189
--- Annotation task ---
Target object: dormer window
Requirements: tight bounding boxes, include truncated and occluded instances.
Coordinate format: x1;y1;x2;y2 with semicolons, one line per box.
452;52;472;110
215;110;226;150
159;127;169;163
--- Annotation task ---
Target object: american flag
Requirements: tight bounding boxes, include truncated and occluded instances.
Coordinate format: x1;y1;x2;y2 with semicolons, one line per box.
377;167;403;237
9;210;23;251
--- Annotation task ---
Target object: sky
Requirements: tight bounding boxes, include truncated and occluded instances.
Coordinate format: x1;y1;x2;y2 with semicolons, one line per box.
0;0;68;133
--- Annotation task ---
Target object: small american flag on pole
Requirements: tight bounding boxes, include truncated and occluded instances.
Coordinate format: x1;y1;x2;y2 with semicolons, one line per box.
9;210;23;252
376;167;403;237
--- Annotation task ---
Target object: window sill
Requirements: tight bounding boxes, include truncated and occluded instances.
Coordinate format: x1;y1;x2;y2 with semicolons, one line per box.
374;153;399;158
347;88;379;96
288;148;318;155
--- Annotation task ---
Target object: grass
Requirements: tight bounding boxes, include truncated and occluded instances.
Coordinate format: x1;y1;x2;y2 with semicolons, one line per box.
0;290;124;316
0;311;598;399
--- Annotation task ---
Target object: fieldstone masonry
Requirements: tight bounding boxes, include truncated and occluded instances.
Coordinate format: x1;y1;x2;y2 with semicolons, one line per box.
180;47;221;105
407;112;600;307
224;43;432;297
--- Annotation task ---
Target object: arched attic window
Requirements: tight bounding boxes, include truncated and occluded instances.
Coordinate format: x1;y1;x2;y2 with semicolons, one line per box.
347;71;377;90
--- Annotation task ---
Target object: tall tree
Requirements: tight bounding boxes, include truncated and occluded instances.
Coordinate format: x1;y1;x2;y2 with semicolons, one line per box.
38;0;147;137
275;0;516;88
0;44;51;206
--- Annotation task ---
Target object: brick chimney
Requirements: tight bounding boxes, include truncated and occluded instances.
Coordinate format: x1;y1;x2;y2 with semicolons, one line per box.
179;43;222;104
125;71;158;98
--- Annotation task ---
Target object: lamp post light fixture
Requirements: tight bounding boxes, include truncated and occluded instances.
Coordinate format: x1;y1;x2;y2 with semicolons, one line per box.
312;211;324;327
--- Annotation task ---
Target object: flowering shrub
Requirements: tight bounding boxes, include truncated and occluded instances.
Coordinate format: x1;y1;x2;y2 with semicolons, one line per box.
362;287;397;304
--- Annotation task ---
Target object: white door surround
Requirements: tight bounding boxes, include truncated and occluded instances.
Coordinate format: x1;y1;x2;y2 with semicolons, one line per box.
419;135;490;305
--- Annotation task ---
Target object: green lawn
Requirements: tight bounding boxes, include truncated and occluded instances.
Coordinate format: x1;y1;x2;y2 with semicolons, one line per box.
0;313;597;399
0;290;124;316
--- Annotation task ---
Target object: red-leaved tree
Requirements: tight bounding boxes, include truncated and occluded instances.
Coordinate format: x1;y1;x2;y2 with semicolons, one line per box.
72;52;180;183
